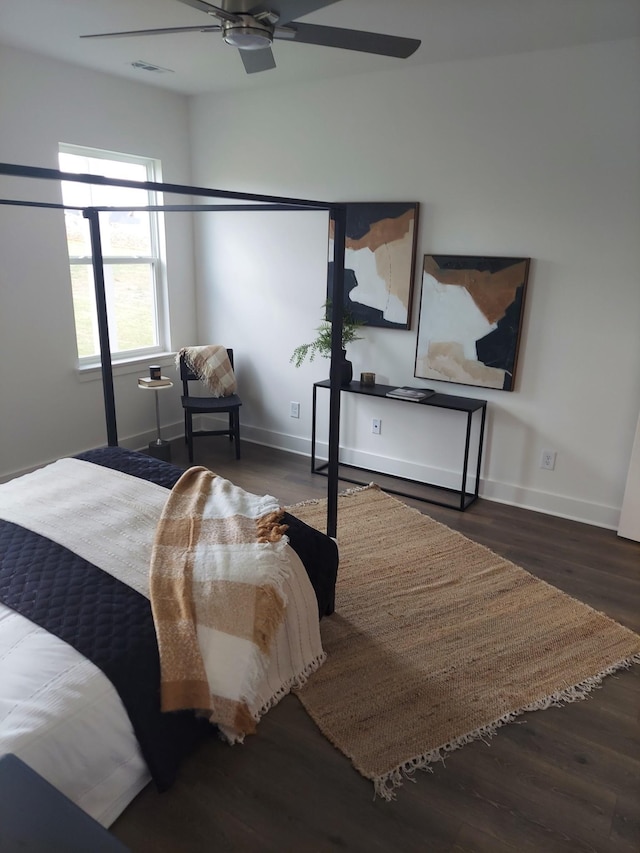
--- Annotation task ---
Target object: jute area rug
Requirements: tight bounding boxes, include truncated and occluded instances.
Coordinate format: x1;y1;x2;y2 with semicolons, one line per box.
288;485;640;800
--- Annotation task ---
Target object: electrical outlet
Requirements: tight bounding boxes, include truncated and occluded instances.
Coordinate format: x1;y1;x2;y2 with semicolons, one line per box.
372;418;381;435
290;401;300;419
540;449;556;470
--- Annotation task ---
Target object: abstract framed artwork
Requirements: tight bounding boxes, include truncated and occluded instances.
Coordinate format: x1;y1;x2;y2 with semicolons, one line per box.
414;254;530;391
327;202;419;329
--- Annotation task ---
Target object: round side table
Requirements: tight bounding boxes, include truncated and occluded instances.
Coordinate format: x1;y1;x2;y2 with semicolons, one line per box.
138;378;174;462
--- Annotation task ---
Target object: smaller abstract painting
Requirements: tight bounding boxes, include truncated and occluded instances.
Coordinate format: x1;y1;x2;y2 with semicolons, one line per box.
327;202;419;329
414;255;530;391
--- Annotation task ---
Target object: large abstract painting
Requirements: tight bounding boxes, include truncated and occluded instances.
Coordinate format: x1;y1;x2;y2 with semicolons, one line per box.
414;255;530;391
327;202;419;329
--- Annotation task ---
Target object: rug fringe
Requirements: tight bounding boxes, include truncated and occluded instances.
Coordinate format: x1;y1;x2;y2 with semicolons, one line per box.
288;483;379;509
373;652;640;801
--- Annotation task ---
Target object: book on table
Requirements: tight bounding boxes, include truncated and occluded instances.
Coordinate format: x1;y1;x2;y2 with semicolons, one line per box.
138;376;173;388
385;386;435;401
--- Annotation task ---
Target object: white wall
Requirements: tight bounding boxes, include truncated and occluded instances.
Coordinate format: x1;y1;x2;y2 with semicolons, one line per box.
0;46;197;479
1;40;638;530
188;38;640;528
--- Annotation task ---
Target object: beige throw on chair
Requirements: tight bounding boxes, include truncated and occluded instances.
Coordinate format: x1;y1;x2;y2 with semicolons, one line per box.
177;345;237;397
150;466;317;742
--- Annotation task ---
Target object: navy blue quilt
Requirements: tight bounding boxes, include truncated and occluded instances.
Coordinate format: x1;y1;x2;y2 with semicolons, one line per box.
0;517;209;791
0;447;338;792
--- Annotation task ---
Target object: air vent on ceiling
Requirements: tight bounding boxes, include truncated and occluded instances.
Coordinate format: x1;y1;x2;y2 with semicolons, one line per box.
131;60;174;74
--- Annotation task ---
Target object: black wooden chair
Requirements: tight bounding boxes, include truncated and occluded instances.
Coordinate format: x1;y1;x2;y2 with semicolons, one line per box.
179;348;242;463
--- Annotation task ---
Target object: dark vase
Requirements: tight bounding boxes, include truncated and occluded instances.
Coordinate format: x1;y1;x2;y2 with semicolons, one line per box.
340;349;353;386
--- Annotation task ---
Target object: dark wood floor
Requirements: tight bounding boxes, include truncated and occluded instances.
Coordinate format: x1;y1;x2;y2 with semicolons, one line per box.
111;439;640;853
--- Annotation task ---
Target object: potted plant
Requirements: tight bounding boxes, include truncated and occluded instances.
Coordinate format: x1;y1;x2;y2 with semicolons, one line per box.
290;301;363;384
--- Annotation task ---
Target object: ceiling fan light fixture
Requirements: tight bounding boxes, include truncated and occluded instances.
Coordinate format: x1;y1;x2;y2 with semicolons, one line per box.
223;16;273;50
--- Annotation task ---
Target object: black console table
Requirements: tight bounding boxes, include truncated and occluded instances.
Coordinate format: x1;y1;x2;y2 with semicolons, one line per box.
311;380;487;511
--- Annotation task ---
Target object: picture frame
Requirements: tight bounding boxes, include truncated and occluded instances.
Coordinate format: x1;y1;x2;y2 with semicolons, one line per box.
327;202;419;329
414;254;530;391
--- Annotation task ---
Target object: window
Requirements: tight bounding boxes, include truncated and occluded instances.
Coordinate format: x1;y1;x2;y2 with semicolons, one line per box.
58;145;167;365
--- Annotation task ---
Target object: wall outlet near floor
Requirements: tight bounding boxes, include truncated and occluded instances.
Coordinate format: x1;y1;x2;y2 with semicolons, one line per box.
540;449;557;470
372;418;381;435
290;401;300;419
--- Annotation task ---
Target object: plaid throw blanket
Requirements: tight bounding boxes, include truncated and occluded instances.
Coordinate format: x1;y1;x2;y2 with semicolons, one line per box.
178;345;237;397
150;466;301;742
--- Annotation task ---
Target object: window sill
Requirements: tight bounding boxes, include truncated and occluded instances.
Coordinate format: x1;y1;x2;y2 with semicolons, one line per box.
76;352;178;383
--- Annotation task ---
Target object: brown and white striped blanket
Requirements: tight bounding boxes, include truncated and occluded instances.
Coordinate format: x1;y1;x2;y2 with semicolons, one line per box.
150;466;325;742
177;345;237;397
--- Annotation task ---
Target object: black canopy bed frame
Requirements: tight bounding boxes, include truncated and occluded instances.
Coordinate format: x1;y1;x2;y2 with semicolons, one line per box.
0;160;345;828
0;161;346;538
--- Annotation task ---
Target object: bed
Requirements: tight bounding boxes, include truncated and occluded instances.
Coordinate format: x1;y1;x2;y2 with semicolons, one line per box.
0;446;338;827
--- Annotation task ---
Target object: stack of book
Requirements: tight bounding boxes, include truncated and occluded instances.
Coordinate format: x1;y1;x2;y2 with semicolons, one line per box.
138;376;173;388
385;386;435;402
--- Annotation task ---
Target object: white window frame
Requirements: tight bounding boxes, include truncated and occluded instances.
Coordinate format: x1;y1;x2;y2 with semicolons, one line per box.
59;144;169;370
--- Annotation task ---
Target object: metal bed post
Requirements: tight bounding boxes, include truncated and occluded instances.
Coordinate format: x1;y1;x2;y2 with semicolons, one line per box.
326;205;346;540
84;208;118;447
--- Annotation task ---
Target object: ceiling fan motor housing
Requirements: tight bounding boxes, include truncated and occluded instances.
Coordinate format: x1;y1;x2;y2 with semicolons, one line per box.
223;15;273;50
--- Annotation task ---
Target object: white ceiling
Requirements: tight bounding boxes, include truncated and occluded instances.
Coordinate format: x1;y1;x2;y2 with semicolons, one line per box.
1;0;639;96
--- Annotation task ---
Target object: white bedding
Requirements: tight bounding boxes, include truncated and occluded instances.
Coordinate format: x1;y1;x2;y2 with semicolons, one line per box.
0;603;150;827
0;458;324;826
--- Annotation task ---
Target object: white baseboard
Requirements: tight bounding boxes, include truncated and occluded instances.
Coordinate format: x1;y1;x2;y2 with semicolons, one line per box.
478;480;619;530
253;428;620;531
2;419;619;531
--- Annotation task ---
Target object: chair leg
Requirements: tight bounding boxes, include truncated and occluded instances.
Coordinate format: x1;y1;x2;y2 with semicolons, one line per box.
234;410;241;460
186;411;194;464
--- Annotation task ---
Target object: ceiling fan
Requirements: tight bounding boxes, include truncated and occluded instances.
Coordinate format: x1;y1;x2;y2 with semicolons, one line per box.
80;0;421;75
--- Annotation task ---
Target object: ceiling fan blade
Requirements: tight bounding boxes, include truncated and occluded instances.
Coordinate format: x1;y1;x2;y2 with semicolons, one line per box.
172;0;242;24
240;46;277;74
249;0;340;26
279;22;421;58
80;25;221;39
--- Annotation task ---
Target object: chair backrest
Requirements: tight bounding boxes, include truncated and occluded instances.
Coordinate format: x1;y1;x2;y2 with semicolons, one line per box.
180;348;234;393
